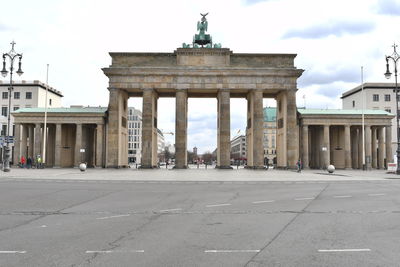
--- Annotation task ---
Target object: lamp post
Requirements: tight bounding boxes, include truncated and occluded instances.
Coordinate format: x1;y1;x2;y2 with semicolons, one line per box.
1;41;23;172
385;43;399;174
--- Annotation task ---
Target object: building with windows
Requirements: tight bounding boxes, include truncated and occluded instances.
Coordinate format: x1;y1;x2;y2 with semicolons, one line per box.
230;134;246;165
127;107;142;164
342;83;397;155
0;80;63;163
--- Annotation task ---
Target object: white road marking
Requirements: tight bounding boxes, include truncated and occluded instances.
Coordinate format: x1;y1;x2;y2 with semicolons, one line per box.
318;249;371;252
96;214;130;220
0;251;26;254
333;195;352;198
40;225;47;228
368;193;386;196
252;200;275;204
294;197;315;201
205;250;260;253
85;250;144;254
159;208;182;212
206;203;232;208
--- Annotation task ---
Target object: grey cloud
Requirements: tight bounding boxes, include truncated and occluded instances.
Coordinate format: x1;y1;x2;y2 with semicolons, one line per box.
298;67;359;87
0;23;12;32
242;0;270;4
315;84;342;98
376;0;400;15
283;20;375;39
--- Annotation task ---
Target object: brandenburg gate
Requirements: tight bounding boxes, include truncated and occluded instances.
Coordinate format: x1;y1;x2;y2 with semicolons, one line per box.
102;15;303;169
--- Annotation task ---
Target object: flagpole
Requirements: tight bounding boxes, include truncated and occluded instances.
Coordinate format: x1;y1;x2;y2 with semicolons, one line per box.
42;64;49;164
361;66;366;170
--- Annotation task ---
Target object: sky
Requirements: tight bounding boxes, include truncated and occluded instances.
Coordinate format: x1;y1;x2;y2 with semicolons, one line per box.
1;0;400;153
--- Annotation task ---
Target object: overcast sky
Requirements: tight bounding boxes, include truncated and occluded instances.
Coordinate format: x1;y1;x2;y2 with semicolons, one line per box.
1;0;400;153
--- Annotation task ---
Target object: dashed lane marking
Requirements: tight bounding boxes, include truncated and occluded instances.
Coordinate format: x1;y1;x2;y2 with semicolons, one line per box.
159;208;182;213
318;249;371;252
85;250;144;254
0;251;26;254
294;197;315;201
206;203;232;208
368;193;386;196
252;200;275;204
333;195;352;198
205;250;260;253
96;214;130;220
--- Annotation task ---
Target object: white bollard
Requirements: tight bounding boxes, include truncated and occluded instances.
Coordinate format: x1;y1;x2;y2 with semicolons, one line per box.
327;165;335;173
79;163;87;172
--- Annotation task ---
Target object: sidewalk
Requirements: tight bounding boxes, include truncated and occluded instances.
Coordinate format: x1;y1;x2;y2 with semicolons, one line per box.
1;167;399;182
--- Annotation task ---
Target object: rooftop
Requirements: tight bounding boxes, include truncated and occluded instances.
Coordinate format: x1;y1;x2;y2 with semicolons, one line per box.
13;106;107;114
298;108;393;116
341;82;397;99
0;80;63;97
263;107;277;122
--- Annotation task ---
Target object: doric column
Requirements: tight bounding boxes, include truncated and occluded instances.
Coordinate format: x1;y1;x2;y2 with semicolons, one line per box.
365;125;372;170
13;123;21;165
286;90;299;168
385;125;393;165
246;90;264;169
106;88;129;168
302;125;309;168
96;124;104;168
28;125;34;159
217;90;232;169
351;128;359;169
358;127;363;169
323;125;330;168
34;123;41;158
175;89;188;169
54;123;62;168
371;127;377;169
141;89;158;168
21;124;27;158
378;127;385;169
74;123;82;167
344;125;351;169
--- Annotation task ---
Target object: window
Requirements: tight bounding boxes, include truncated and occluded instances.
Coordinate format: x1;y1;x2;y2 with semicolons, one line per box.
2;92;8;99
14;92;20;99
49;99;52;106
373;94;379;101
1;125;6;136
1;106;7;117
385;94;391;101
385;108;392;113
13;106;19;111
26;92;32;99
352;100;355;107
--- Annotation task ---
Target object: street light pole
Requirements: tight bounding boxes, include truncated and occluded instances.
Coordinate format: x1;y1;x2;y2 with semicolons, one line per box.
1;41;23;172
385;43;400;174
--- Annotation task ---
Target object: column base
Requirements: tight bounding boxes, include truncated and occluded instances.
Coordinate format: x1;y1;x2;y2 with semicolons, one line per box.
173;165;188;169
244;166;266;170
216;165;233;169
139;165;159;169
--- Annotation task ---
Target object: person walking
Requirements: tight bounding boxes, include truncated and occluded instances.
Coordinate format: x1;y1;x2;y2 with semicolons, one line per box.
297;159;302;173
20;155;26;168
36;155;42;169
27;157;32;169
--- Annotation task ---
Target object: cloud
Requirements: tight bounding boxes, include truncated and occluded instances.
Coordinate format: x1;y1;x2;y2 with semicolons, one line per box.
282;20;375;39
376;0;400;15
0;23;11;32
298;67;360;87
242;0;271;5
315;84;343;98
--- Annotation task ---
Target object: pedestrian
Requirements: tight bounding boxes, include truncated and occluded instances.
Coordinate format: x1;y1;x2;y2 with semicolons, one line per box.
20;155;26;168
27;157;32;169
36;155;42;169
297;159;302;173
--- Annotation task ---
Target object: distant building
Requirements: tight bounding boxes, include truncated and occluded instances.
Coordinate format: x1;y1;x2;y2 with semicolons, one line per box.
263;107;277;165
127;107;142;164
0;80;63;162
342;83;397;155
230;134;246;164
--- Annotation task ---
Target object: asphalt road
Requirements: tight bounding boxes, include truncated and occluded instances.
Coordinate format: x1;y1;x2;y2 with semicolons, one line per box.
0;178;399;267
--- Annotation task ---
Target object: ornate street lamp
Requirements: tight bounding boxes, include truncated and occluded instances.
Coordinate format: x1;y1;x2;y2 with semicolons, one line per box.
385;43;399;174
1;41;23;172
